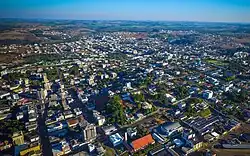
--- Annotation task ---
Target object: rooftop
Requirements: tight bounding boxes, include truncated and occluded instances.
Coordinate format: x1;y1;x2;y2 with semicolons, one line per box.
131;134;155;151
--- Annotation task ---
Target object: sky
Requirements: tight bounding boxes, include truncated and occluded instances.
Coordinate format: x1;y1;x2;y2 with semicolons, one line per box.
0;0;250;23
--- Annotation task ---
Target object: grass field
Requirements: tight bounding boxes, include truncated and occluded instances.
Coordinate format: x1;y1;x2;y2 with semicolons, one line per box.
205;59;229;66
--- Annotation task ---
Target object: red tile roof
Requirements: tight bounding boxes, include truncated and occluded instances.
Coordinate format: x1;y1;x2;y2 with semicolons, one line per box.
131;134;155;151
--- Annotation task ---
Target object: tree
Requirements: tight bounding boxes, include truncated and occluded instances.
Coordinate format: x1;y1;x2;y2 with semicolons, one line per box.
69;66;80;76
175;86;188;99
106;95;126;125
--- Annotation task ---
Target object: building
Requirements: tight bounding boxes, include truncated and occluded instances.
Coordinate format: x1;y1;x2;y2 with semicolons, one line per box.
202;90;213;99
19;143;41;156
102;125;117;135
109;133;123;147
165;94;176;103
127;127;137;138
153;122;183;140
52;140;71;156
82;123;97;142
67;118;79;128
183;116;220;135
130;134;155;152
93;110;105;126
0;140;12;152
12;131;24;145
149;146;172;156
88;143;95;153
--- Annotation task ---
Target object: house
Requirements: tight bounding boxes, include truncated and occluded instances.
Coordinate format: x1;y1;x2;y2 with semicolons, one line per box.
178;103;186;110
109;133;123;147
130;134;155;152
142;102;152;110
74;108;82;116
0;90;10;99
16;112;24;120
165;94;176;103
25;132;40;143
25;121;38;132
63;110;75;119
28;113;37;122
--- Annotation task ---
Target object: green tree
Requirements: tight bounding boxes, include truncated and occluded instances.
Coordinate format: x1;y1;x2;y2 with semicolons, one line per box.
106;95;126;125
69;66;80;76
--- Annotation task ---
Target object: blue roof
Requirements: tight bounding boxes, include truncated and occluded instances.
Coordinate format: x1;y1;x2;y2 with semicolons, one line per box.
15;144;28;156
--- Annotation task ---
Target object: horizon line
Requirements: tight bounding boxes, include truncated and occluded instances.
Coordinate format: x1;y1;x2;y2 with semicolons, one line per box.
1;17;250;25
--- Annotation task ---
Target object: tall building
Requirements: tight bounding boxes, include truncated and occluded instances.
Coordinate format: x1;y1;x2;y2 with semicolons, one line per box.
43;73;51;90
42;73;49;83
60;84;69;110
37;89;47;101
82;123;97;142
12;131;24;145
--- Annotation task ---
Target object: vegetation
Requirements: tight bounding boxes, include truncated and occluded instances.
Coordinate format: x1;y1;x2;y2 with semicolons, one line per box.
69;65;80;76
199;108;211;118
185;106;211;118
186;98;203;105
174;86;189;99
224;90;248;103
0;120;25;135
30;80;42;86
132;93;145;102
2;72;27;82
49;104;63;110
24;54;62;64
44;68;58;81
185;106;197;117
103;144;116;156
108;52;128;61
133;143;161;156
106;95;126;125
132;93;145;109
225;76;236;82
205;59;229;66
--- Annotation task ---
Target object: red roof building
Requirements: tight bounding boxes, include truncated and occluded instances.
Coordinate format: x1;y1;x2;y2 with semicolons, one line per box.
130;134;155;152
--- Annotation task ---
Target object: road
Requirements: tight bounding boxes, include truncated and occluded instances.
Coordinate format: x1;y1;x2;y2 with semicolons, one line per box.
37;101;53;156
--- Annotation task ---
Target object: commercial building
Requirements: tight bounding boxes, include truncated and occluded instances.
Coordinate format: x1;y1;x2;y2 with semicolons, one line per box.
12;131;24;146
109;133;123;147
130;134;155;152
82;123;97;142
202;90;213;99
153;122;183;140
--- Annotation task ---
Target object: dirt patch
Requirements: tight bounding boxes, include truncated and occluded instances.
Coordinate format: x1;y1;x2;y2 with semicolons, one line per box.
235;38;250;44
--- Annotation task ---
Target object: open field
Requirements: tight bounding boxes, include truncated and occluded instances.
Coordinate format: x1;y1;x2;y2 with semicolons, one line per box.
0;30;39;40
205;59;229;66
235;37;250;44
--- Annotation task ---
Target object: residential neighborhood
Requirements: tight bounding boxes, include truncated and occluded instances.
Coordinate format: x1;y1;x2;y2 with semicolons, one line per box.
0;20;250;156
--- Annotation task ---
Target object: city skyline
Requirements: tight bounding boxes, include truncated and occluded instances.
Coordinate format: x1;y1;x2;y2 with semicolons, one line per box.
1;0;250;23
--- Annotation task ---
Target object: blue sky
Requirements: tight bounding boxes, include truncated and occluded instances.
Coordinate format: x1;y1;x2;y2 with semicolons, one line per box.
0;0;250;22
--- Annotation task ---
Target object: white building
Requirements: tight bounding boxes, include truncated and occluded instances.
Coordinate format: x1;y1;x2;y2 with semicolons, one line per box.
166;94;176;103
202;90;213;99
